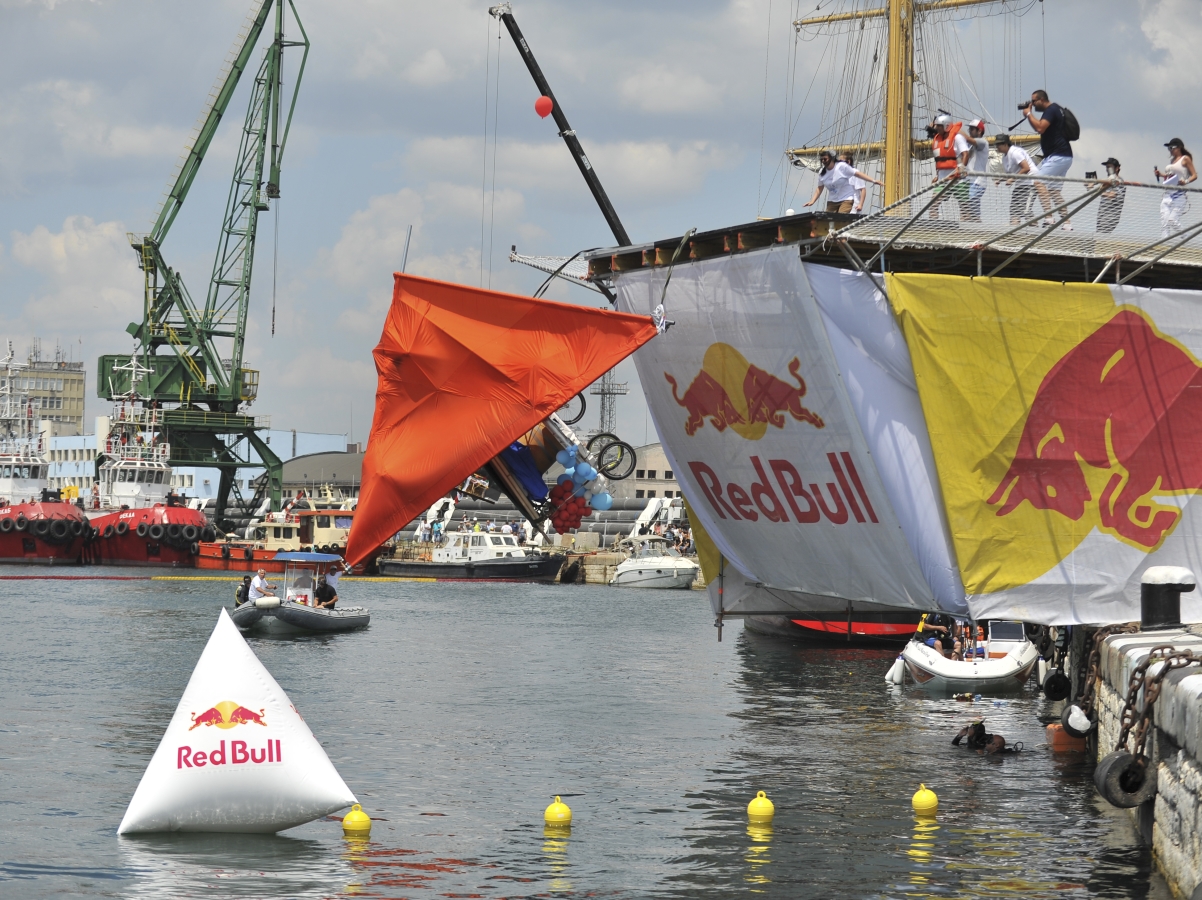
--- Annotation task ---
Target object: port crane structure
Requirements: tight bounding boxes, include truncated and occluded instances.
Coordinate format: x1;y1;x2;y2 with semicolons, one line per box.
97;0;308;524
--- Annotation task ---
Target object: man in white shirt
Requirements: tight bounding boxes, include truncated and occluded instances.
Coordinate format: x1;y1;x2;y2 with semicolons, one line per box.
995;134;1034;224
841;154;868;213
804;150;882;214
959;119;990;222
501;522;513;535
248;568;276;601
929;114;970;218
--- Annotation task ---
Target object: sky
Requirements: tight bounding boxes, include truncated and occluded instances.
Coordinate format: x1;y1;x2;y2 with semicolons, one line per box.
0;0;1196;446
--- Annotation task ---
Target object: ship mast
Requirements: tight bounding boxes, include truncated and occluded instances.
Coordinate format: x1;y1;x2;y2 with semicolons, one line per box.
793;0;1008;205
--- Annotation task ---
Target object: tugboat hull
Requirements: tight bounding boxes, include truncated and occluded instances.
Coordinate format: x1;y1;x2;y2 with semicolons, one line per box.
378;554;563;582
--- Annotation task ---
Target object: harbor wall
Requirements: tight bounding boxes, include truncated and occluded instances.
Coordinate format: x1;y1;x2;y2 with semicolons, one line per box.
1097;630;1202;897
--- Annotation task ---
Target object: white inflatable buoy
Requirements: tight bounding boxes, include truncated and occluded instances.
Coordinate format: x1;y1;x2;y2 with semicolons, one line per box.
118;609;356;834
885;656;905;684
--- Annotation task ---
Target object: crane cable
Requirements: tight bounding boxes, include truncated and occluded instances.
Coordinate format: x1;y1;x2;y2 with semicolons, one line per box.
271;198;279;336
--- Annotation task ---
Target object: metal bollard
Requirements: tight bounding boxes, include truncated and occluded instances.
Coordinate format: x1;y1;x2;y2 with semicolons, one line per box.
1140;566;1196;630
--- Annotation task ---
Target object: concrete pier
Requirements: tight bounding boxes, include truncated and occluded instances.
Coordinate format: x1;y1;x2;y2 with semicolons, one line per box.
1096;628;1202;896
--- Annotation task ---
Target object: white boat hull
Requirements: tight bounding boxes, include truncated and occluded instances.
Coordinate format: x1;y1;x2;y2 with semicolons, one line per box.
609;562;697;589
900;638;1039;694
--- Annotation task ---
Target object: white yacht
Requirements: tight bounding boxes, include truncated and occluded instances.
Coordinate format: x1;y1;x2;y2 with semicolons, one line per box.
609;536;698;589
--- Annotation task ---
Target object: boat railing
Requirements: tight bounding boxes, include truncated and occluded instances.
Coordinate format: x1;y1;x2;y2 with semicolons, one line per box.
826;172;1202;283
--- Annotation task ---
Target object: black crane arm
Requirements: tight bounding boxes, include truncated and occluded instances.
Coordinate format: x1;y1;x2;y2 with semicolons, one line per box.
490;5;631;248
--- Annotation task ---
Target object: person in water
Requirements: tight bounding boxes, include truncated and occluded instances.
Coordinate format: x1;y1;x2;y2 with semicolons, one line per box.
314;574;338;609
953;719;1018;755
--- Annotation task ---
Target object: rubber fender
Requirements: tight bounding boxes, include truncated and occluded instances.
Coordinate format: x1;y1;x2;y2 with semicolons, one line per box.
115;521;128;536
167;523;181;540
1043;669;1071;701
50;519;70;541
221;544;231;559
149;523;164;541
103;525;114;538
1061;703;1095;739
31;519;50;537
0;517;13;533
14;514;27;531
202;525;216;542
1094;750;1157;808
243;547;254;560
136;522;149;537
182;524;199;542
70;519;84;537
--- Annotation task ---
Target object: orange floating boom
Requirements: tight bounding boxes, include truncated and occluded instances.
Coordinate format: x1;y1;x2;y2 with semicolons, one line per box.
344;273;658;567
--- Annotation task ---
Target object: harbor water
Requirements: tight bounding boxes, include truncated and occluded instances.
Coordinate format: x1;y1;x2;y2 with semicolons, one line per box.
0;573;1172;898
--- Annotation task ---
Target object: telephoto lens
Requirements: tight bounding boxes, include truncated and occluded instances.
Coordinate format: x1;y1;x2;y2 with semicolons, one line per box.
1017;101;1031;110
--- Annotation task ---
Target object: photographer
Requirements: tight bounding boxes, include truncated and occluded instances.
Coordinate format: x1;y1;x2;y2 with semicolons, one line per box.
1097;157;1126;234
959;119;989;222
1021;90;1073;229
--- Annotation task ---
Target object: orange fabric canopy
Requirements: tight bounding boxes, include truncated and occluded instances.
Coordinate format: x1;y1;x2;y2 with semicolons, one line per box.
345;273;658;566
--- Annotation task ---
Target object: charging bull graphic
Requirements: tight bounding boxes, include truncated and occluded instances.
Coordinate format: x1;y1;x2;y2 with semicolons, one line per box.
665;342;824;441
988;309;1202;550
189;700;268;730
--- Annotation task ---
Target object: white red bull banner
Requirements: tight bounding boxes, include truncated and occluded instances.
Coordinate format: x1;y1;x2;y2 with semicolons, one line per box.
118;609;356;833
615;246;961;615
889;276;1202;625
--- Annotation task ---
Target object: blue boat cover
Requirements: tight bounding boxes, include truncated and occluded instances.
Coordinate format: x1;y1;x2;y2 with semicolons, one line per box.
272;551;345;562
500;442;549;501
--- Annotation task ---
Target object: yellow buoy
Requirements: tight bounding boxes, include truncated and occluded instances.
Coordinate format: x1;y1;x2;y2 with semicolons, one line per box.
911;784;938;815
342;804;371;835
747;790;775;822
545;796;572;826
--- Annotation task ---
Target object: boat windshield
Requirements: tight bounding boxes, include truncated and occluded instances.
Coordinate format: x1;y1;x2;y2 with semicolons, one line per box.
989;621;1026;642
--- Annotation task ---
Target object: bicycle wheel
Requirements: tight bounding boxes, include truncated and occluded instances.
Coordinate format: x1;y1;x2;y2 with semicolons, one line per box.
596;441;636;480
558;393;586;425
587;432;619;453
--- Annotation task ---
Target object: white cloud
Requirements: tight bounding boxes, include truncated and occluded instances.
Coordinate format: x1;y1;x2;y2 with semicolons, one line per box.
1138;0;1202;93
619;64;725;114
404;48;454;87
324;188;425;289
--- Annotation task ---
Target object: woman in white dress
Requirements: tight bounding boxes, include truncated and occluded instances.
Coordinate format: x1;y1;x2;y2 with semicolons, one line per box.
1156;138;1197;237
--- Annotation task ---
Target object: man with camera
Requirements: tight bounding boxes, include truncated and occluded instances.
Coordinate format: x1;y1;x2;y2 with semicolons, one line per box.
1020;90;1074;229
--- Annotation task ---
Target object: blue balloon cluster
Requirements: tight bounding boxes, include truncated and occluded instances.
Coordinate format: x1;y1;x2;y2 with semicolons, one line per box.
550;442;613;515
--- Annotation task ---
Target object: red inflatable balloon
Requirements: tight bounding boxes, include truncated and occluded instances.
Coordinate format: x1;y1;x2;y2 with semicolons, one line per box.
534;95;553;119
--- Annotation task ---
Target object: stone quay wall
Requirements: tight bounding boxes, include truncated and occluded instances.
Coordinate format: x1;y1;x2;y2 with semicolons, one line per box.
1098;630;1202;898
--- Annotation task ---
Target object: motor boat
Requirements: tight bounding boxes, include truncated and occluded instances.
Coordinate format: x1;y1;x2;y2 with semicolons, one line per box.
609;536;698;589
230;552;369;634
378;528;563;582
888;620;1039;694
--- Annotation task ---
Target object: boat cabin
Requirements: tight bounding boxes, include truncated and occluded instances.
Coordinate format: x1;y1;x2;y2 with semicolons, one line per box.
0;450;48;505
97;458;173;508
276;552;344;607
251;508;358;552
433;530;530;563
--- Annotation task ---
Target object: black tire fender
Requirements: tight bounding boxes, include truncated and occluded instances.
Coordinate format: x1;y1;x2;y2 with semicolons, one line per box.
115;521;129;536
103;525;114;539
14;514;27;532
189;541;199;555
32;519;50;537
50;519;70;541
70;519;84;537
149;523;165;541
182;524;199;542
243;547;254;560
167;523;182;541
221;544;231;559
0;517;12;533
1095;750;1158;808
136;522;149;537
1043;669;1071;701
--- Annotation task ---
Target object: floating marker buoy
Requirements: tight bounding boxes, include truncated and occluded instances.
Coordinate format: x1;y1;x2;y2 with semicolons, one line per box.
545;796;572;826
535;95;553;118
912;784;938;815
342;804;371;835
747;790;774;822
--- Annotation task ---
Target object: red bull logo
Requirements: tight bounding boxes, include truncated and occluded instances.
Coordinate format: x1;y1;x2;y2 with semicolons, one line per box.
665;343;824;440
188;700;267;730
177;739;282;769
988;309;1202;551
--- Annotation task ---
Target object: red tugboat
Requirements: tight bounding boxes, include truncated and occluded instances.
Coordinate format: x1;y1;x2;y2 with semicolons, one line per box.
81;370;212;567
0;348;94;563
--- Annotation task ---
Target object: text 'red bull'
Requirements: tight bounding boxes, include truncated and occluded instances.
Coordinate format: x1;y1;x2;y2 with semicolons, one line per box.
178;739;282;768
688;453;878;524
988;310;1202;549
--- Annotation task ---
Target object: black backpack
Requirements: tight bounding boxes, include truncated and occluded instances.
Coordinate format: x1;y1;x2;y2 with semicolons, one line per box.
1062;106;1080;142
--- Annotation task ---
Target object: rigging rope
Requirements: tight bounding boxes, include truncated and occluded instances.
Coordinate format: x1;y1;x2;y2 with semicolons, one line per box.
488;27;501;289
479;14;492;288
757;0;774;215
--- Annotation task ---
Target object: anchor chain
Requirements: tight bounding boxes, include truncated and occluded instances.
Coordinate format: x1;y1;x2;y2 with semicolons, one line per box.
1115;646;1197;762
1095;644;1197;808
1077;625;1138;717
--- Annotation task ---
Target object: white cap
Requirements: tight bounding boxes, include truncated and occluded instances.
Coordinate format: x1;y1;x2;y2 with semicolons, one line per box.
969;118;986;132
1142;566;1197;588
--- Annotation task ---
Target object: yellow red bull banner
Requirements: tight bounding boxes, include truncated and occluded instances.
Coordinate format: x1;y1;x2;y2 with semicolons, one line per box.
889;274;1202;624
615;247;964;617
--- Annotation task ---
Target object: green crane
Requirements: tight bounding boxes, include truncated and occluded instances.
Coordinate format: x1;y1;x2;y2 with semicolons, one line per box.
97;0;309;525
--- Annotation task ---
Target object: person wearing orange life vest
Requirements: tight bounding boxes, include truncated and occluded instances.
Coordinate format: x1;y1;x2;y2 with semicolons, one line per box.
929;114;969;219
